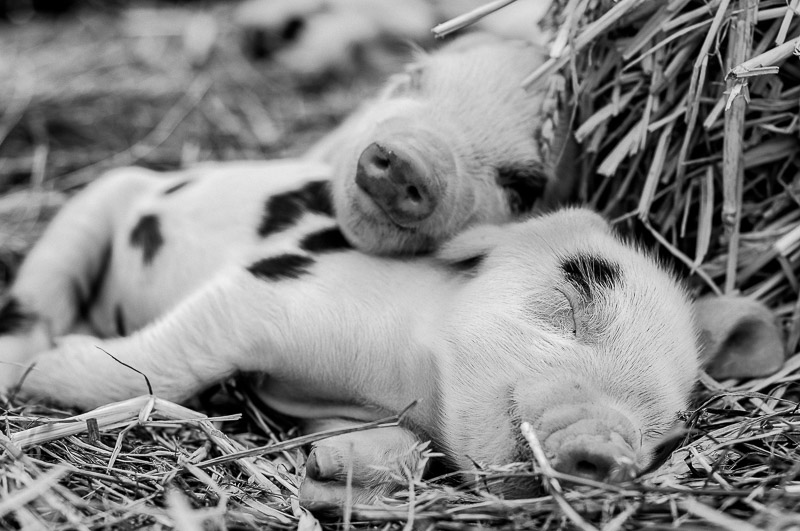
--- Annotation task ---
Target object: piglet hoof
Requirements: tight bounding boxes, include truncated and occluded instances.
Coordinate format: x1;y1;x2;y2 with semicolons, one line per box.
299;426;426;513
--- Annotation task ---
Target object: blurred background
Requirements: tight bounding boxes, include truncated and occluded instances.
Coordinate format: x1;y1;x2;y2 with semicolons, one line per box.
0;0;418;286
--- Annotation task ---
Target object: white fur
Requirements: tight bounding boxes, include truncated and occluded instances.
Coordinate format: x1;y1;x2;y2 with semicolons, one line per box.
2;165;699;482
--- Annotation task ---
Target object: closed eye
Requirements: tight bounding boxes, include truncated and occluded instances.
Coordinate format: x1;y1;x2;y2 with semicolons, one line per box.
551;288;577;337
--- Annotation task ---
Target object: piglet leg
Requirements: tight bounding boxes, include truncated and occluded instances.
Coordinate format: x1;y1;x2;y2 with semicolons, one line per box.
1;169;158;391
299;421;428;511
19;253;441;423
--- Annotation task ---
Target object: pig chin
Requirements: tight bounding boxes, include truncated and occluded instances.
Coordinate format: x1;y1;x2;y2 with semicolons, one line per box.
338;197;436;254
336;184;450;255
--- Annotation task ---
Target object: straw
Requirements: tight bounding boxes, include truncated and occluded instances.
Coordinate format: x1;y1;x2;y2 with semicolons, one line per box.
3;0;800;528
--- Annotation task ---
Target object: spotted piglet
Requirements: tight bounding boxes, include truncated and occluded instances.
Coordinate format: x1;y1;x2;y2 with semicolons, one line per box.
0;158;785;509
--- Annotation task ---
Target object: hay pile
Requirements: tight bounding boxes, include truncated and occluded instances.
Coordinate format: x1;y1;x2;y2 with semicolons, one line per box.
542;0;800;318
2;1;800;529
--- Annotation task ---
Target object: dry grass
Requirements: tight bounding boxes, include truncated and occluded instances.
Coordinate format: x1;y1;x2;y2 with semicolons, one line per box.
2;1;800;529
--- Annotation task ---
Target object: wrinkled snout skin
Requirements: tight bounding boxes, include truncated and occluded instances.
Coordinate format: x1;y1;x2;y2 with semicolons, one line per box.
435;210;699;485
355;140;444;226
307;37;563;254
534;405;639;482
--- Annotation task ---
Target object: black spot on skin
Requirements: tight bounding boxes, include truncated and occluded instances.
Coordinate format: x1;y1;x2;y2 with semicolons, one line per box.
257;181;334;238
561;254;622;300
247;254;314;281
258;193;303;237
0;296;35;335
163;180;191;195
300;228;353;254
447;254;486;275
130;214;164;265
115;305;127;337
302;181;335;216
496;163;549;214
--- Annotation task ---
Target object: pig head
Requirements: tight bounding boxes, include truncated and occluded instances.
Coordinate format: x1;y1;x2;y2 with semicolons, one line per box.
306;36;570;255
431;212;698;486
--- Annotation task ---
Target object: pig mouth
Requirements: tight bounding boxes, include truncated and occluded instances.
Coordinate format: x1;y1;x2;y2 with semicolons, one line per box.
351;192;418;232
346;192;438;253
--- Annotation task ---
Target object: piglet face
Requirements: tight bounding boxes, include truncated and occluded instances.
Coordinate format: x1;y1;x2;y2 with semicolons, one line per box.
331;98;509;255
328;38;556;255
436;209;699;487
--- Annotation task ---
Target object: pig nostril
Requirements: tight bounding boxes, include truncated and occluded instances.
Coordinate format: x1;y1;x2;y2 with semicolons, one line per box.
406;185;422;202
574;460;601;479
373;155;391;171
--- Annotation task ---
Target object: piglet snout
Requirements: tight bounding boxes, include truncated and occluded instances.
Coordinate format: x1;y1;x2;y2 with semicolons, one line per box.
548;427;638;482
535;408;639;483
356;142;438;226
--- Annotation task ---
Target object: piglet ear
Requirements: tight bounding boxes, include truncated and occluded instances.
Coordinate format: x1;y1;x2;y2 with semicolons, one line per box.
696;295;785;380
436;225;506;272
